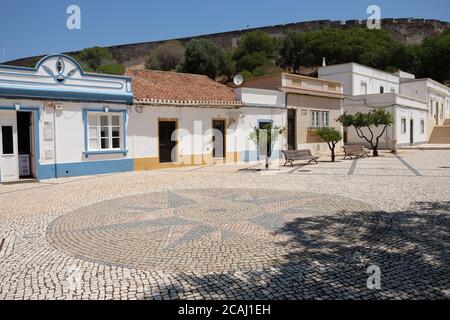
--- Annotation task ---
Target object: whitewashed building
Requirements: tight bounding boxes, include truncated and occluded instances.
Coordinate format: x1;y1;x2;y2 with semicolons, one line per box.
0;54;288;183
399;77;450;143
0;54;133;183
127;69;286;170
234;87;286;161
239;72;344;155
318;63;431;148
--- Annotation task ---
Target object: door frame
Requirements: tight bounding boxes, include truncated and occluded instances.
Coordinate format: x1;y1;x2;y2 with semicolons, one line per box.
211;118;227;159
287;108;297;150
0;113;18;182
157;118;179;163
17;111;36;178
435;102;439;125
0;106;40;183
257;119;274;160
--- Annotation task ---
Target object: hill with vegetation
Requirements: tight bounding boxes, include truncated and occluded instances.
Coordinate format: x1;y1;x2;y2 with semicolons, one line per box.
4;19;450;85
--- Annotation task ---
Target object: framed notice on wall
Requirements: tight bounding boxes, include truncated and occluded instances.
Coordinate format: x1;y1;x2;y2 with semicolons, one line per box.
44;121;53;141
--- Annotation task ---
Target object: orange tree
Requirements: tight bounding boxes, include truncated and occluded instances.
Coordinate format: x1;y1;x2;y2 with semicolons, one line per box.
316;127;342;162
337;108;394;157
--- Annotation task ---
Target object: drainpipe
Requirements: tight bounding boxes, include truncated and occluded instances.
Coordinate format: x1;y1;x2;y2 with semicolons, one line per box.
53;105;58;179
285;92;293;151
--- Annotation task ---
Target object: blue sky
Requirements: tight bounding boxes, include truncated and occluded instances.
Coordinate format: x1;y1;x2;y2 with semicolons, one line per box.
0;0;449;62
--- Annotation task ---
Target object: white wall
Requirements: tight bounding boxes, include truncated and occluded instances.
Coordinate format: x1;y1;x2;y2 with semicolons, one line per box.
343;93;428;148
235;88;284;108
395;107;428;145
129;106;239;159
343;105;428;148
319;63;400;96
128;104;287;160
0;98;130;180
238;106;287;158
400;80;428;101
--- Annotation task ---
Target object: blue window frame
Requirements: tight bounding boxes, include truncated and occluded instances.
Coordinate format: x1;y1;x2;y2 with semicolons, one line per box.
82;108;128;158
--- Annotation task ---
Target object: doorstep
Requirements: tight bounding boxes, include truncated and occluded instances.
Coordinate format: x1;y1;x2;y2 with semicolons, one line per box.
400;144;450;151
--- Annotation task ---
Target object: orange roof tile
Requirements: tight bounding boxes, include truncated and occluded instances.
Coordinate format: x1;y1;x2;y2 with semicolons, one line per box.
126;69;240;105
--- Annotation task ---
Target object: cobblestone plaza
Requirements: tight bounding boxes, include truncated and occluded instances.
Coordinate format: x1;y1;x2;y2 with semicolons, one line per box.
1;150;449;300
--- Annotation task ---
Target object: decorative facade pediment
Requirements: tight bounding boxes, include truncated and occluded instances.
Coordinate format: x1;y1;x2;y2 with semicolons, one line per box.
0;54;133;104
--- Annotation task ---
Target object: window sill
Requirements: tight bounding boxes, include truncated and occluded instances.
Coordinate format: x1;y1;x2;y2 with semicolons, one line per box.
83;149;128;158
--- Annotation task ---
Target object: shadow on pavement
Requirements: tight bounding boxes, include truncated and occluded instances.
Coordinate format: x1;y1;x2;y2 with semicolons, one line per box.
142;201;450;300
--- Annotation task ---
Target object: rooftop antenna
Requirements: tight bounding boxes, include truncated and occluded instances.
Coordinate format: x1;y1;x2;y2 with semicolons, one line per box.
322;57;326;67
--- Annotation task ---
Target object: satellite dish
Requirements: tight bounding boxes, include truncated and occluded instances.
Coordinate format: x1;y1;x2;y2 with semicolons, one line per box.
233;74;244;86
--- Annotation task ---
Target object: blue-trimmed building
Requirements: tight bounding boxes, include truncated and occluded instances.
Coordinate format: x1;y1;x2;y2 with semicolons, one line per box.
0;54;291;183
0;54;134;182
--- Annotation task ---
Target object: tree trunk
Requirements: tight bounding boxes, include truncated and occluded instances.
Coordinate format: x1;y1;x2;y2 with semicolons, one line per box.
331;147;336;162
372;147;379;157
265;149;271;169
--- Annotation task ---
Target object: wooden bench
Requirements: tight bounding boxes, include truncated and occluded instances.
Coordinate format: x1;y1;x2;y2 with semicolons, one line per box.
282;150;319;166
342;145;370;160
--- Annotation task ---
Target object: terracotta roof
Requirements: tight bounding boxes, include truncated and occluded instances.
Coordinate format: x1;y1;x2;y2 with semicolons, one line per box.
126;69;241;106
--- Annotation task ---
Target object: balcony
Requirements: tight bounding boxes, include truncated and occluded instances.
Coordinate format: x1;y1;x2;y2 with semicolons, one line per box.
281;73;344;98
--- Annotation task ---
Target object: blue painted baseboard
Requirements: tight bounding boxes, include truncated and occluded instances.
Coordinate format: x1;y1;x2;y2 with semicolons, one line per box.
38;159;134;180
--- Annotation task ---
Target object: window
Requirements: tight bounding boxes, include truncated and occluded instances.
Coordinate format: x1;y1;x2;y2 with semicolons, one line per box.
1;126;14;155
429;100;433;114
88;113;122;151
420;120;425;134
401;118;407;134
322;112;329;127
311;111;330;128
312;111;319;128
380;86;384;94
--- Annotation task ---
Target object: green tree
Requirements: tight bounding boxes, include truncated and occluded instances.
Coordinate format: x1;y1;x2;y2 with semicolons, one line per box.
97;63;126;75
236;52;270;73
388;44;421;75
278;28;413;73
234;30;278;78
316;127;343;162
182;39;231;79
145;41;185;71
74;47;114;71
73;47;125;75
219;50;236;82
234;30;277;61
249;124;285;169
279;31;307;72
419;28;450;83
337;109;394;157
277;27;449;83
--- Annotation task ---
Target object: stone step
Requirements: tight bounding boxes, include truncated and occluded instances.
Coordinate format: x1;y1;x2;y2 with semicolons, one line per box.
429;125;450;144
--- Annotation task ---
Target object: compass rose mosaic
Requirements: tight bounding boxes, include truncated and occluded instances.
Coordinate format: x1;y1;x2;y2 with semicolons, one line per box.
46;189;374;272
